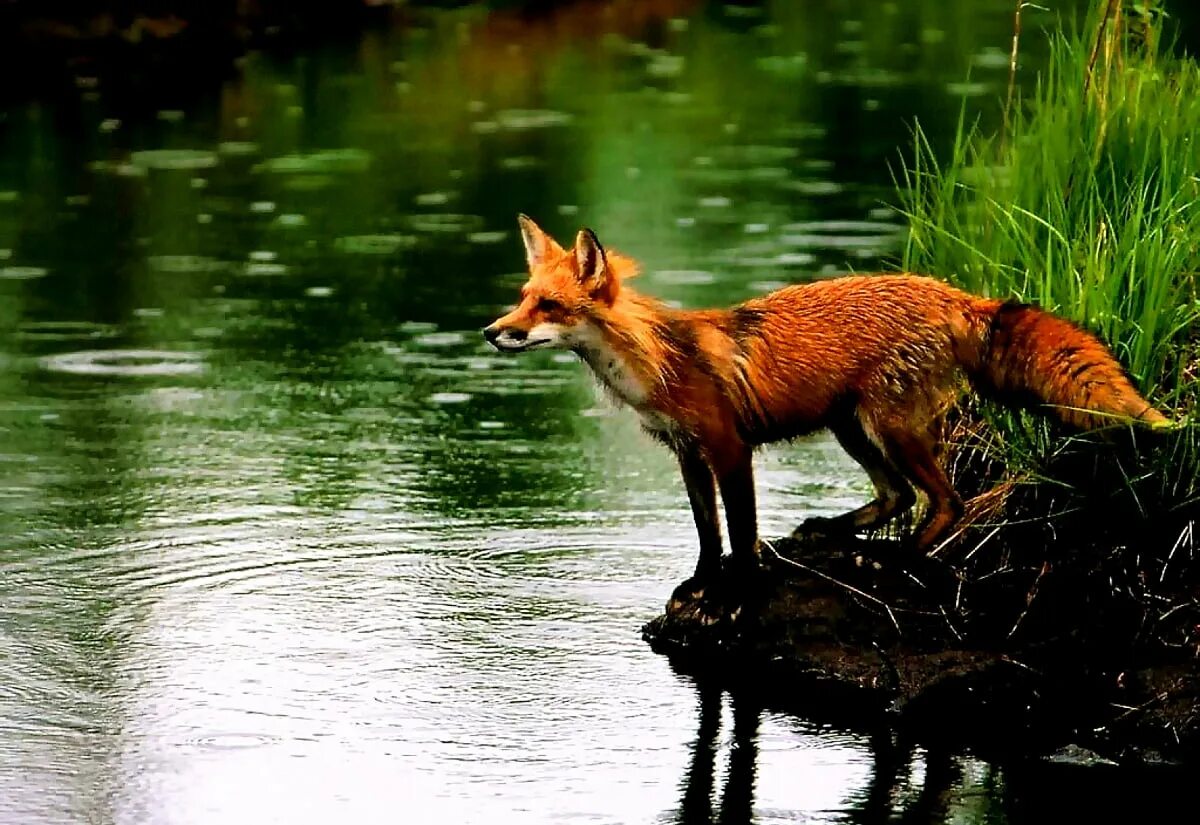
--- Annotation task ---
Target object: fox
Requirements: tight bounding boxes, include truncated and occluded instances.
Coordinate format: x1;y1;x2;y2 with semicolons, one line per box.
484;215;1168;595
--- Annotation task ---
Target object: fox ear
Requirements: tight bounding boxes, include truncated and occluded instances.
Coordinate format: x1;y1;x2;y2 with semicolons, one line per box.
574;228;614;299
517;214;562;268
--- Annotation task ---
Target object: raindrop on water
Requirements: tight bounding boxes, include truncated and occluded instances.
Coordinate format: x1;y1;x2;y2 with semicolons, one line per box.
218;141;260;156
500;156;540;170
335;235;417;254
946;81;994;97
782;180;844;196
756;54;809;79
148;256;228;274
39;349;206;377
416;191;454;206
646;55;685;78
494;110;573;130
0;266;48;280
413;331;467;348
655;270;716;285
468;231;508;245
253;149;371;175
408;214;483;234
129;149;218;171
400;321;438;334
244;263;288;277
971;47;1011;70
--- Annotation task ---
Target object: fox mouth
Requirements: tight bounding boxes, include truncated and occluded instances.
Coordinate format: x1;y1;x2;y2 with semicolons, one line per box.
490;337;552;353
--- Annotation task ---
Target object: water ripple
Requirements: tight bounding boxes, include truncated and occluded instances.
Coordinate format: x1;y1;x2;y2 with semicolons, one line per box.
38;350;206;377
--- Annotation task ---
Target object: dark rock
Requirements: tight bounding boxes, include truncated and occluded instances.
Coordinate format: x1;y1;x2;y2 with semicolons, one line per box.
643;533;1200;764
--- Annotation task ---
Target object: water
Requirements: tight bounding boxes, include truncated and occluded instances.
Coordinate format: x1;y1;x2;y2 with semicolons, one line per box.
0;1;1178;823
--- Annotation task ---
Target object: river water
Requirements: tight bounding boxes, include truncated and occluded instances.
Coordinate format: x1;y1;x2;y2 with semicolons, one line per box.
1;1;1178;823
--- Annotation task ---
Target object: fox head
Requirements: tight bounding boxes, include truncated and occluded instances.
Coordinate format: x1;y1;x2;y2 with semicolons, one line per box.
483;215;621;353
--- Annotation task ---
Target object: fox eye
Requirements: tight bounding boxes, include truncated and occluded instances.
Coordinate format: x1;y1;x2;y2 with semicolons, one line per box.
536;297;564;313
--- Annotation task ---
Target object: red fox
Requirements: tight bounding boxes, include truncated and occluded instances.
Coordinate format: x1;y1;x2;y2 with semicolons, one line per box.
484;215;1168;590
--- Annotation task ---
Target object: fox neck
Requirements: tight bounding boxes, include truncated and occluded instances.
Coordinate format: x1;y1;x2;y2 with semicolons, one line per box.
574;290;679;416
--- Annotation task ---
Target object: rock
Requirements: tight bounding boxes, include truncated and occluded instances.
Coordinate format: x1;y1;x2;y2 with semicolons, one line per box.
1045;744;1120;767
643;533;1200;764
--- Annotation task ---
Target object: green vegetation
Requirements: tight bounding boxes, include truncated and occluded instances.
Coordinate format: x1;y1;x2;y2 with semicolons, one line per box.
897;2;1198;652
900;2;1198;508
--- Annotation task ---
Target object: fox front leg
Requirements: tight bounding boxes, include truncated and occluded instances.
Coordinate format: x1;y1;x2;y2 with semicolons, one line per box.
666;443;764;621
714;447;763;579
674;443;723;596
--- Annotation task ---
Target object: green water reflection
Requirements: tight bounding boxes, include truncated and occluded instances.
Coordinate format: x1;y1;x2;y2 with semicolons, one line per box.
5;2;1184;824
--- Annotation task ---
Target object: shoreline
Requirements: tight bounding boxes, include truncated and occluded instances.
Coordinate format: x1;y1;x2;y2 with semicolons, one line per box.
642;534;1200;766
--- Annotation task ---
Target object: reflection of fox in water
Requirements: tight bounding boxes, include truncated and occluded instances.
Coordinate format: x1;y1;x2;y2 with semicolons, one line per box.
485;215;1168;592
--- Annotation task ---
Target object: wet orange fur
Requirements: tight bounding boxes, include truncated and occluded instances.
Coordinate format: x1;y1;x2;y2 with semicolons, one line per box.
487;218;1168;574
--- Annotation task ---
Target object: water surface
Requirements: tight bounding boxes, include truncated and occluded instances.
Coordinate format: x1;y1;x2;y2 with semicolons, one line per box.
1;2;1171;823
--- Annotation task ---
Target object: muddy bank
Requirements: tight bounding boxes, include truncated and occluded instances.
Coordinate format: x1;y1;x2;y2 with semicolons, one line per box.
643;534;1200;765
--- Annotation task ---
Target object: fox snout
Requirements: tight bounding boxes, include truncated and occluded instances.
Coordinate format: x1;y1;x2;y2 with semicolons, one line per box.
482;323;528;352
484;317;566;353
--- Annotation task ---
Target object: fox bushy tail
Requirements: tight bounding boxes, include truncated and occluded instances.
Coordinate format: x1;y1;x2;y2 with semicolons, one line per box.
964;299;1170;430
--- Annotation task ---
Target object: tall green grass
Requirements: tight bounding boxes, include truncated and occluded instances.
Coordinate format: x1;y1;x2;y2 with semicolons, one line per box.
897;2;1200;514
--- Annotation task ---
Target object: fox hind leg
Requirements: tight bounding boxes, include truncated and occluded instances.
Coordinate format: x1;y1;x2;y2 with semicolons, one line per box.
875;423;963;551
795;417;917;538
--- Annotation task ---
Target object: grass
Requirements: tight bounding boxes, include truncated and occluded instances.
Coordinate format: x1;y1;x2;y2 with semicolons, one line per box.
895;2;1199;653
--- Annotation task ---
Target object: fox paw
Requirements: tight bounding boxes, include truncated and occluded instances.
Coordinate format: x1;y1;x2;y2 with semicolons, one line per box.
667;573;760;626
667;576;738;625
666;575;712;615
792;515;853;539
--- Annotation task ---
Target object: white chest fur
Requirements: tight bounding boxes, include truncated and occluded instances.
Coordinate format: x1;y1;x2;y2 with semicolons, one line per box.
576;342;677;434
587;349;647;406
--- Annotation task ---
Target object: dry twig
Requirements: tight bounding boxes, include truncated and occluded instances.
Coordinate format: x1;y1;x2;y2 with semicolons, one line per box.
761;540;902;636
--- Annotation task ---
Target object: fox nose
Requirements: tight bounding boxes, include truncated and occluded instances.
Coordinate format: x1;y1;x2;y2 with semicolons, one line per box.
482;326;526;344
